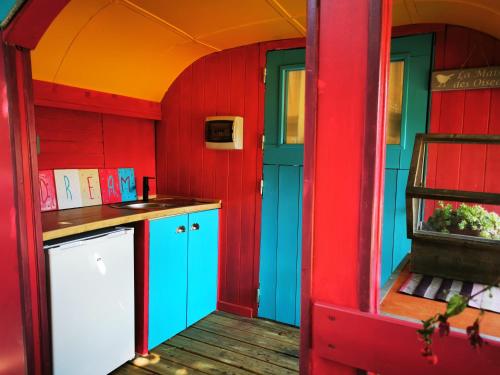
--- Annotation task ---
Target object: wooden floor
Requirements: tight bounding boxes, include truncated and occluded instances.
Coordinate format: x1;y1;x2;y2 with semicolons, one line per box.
111;311;300;375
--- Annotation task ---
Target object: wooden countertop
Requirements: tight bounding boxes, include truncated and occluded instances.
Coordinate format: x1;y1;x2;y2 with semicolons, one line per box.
381;264;500;339
42;197;221;241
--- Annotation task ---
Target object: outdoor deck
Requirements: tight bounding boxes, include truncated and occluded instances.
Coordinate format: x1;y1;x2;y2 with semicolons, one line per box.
112;311;300;375
381;264;500;338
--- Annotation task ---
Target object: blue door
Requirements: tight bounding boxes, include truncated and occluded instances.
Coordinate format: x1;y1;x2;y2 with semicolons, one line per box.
187;209;219;326
381;34;433;285
148;214;188;349
259;48;305;326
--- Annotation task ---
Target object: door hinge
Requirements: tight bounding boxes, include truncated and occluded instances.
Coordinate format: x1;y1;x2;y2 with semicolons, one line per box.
263;67;267;85
260;178;264;196
256;285;261;306
261;134;265;150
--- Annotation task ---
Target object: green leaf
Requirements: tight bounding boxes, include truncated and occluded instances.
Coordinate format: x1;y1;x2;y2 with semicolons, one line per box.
446;294;467;317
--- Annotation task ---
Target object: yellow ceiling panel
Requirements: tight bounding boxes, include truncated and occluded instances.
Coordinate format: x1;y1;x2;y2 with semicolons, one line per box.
126;0;283;39
31;0;500;102
49;2;196;100
199;18;302;51
31;0;110;82
392;1;500;39
273;0;306;18
412;0;500;39
295;15;307;30
392;0;413;26
32;0;306;101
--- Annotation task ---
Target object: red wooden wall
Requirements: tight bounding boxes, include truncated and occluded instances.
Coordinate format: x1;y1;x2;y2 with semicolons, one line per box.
157;39;305;316
35;106;156;197
426;25;500;215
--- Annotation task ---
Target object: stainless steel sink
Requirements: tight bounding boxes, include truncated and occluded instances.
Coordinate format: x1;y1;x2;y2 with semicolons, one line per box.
110;202;173;210
110;198;209;210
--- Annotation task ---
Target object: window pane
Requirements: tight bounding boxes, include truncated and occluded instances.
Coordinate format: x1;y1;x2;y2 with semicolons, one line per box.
285;69;305;144
386;61;405;145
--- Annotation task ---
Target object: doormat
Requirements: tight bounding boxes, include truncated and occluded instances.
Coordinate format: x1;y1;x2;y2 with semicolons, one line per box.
399;273;500;314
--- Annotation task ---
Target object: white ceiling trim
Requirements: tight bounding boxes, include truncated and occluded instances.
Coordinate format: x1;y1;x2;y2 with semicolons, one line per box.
265;0;307;36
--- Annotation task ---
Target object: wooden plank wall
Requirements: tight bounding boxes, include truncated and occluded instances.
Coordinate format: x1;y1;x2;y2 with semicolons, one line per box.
426;26;500;215
156;39;305;317
35;106;156;196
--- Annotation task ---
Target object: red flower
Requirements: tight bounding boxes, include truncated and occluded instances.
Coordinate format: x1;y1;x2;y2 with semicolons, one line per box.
421;345;438;365
466;320;484;349
438;320;450;337
427;354;439;365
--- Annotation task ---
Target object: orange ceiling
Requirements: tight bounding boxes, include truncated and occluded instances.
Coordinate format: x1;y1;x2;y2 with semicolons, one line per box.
31;0;500;102
393;0;500;40
30;0;306;101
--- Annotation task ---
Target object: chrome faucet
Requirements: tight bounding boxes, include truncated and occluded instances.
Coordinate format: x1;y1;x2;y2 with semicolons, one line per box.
142;176;156;202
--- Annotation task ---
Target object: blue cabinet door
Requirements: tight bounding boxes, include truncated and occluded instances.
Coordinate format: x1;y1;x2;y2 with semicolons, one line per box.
187;210;219;326
148;214;188;349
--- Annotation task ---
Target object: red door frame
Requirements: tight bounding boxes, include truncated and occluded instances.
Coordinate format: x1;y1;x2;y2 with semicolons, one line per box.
5;1;500;374
1;2;70;374
0;37;30;375
1;42;52;375
300;1;500;374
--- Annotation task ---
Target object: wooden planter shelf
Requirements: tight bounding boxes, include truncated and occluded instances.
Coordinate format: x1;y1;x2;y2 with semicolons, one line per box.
406;134;500;285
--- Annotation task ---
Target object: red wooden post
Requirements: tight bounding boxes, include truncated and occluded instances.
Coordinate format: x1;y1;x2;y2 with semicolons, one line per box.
0;36;29;375
8;44;51;375
301;0;392;373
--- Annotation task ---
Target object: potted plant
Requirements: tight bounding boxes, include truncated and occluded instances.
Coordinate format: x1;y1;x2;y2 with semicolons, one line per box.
426;202;500;240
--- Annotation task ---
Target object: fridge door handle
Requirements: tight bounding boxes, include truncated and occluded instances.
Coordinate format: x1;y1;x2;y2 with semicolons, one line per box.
95;254;107;275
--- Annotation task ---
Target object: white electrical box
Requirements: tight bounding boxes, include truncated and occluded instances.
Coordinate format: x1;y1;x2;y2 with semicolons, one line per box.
205;116;243;150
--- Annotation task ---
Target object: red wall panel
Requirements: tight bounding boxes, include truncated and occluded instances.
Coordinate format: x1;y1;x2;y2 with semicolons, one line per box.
36;107;104;168
35;107;156;197
157;39;305;316
102;114;156;196
426;26;500;215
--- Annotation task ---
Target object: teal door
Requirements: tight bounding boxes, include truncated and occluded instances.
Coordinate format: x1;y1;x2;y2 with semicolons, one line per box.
381;34;433;286
259;48;305;326
149;214;188;349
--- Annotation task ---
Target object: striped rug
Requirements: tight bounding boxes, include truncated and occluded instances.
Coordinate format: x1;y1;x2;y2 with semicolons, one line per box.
399;273;500;314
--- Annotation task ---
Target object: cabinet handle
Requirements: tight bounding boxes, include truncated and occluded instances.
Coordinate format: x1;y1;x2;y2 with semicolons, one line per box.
176;225;186;233
190;223;200;231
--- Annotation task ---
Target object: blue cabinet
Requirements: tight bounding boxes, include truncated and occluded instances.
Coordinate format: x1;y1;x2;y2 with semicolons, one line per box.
148;214;188;350
187;210;219;326
148;210;219;350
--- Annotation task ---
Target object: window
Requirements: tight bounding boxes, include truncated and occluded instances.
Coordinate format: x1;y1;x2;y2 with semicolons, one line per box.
284;69;305;144
386;61;405;145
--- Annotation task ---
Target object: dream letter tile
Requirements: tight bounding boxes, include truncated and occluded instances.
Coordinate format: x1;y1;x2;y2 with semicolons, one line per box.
79;169;102;206
54;169;83;209
99;169;122;204
39;170;57;211
118;168;137;202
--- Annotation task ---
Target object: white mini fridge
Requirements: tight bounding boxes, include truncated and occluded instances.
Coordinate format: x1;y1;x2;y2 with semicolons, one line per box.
45;227;135;375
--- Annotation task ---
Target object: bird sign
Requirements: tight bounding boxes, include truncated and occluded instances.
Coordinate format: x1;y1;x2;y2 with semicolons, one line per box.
431;66;500;91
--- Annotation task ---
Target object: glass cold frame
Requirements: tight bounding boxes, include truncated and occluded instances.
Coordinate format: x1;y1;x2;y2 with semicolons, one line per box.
386;61;405;145
284;69;305;144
